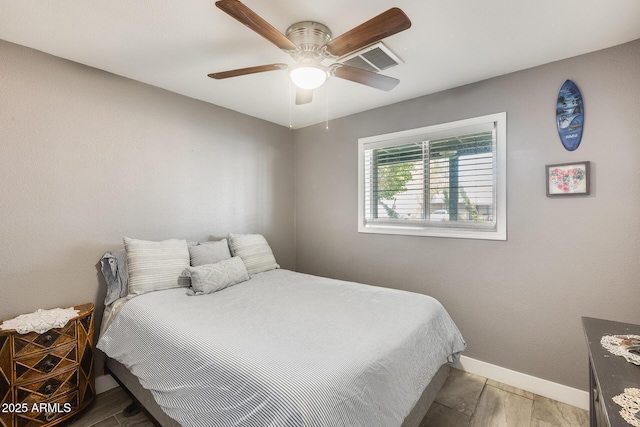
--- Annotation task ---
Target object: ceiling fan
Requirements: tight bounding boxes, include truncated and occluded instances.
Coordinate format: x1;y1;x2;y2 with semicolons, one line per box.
208;0;412;105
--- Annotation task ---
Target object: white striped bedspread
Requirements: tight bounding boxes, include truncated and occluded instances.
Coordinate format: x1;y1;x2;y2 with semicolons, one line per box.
97;269;466;427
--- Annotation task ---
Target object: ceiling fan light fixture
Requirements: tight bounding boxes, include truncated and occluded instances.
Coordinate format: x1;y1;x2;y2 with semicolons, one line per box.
289;65;327;90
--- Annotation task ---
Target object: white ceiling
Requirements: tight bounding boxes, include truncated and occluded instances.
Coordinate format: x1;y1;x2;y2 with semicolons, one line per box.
1;0;639;129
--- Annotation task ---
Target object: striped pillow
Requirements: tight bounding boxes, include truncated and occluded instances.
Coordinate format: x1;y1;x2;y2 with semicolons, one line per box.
124;237;190;296
228;234;279;275
189;239;231;266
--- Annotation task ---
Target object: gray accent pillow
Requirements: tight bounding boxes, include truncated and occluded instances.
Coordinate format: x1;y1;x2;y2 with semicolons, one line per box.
227;233;279;275
182;257;250;296
124;237;190;296
189;239;231;266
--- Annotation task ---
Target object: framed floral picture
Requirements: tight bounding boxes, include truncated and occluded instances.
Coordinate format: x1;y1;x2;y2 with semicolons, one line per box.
546;161;590;196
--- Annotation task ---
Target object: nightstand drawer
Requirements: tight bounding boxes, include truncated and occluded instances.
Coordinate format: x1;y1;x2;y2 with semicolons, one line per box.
17;367;77;403
14;343;77;385
14;390;78;427
12;323;76;358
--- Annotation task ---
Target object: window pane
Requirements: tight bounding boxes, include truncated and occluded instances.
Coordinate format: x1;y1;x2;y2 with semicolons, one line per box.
428;131;495;226
369;143;424;221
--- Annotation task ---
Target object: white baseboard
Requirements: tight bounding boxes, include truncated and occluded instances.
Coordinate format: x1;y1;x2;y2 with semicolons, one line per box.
95;374;119;394
454;355;589;410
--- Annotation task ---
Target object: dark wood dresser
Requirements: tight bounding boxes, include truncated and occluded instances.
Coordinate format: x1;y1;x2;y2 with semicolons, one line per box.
0;303;95;427
582;316;640;427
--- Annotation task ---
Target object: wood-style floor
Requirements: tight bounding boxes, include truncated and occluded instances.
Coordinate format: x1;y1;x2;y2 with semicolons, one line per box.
68;368;588;427
422;369;588;427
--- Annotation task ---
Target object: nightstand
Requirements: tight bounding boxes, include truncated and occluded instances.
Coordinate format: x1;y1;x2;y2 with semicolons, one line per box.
0;303;95;427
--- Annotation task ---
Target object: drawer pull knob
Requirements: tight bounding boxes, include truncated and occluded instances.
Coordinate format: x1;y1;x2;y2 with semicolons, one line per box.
42;361;56;373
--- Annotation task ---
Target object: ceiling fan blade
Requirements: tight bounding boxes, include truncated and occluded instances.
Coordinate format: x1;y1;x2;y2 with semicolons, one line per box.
323;8;411;58
295;89;313;105
215;0;298;52
208;63;288;79
332;64;399;91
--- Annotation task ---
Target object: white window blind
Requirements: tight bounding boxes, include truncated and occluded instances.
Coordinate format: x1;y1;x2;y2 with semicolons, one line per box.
358;113;506;240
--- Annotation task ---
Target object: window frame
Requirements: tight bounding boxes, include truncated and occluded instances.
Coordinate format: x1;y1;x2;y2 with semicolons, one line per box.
357;112;507;240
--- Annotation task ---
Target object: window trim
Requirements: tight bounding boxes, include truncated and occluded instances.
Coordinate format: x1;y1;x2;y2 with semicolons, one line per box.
358;112;507;240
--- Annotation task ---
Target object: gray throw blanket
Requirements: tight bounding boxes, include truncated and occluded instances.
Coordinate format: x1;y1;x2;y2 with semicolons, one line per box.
100;249;128;305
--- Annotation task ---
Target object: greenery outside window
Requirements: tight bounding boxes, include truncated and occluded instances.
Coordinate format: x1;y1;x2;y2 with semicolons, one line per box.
358;113;507;240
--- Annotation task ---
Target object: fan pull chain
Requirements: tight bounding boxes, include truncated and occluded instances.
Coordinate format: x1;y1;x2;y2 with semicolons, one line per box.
325;82;329;131
289;81;293;130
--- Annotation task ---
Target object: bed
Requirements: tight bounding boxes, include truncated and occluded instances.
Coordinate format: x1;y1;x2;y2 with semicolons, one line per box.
96;236;466;427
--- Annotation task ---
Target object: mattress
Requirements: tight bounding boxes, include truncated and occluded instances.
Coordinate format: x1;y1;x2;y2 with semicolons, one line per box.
97;269;466;427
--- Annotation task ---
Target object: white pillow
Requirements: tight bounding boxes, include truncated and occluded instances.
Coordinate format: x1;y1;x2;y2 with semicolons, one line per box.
124;237;190;296
227;233;279;275
189;239;231;266
182;257;250;295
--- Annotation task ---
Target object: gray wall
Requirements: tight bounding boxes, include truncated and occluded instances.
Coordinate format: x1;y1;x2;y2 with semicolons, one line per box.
0;40;295;372
294;39;640;390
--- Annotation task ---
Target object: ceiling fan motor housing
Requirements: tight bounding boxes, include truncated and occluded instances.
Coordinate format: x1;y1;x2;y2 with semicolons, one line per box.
286;21;332;61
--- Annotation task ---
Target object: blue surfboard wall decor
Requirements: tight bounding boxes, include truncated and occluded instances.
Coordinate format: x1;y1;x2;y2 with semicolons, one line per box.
556;80;584;151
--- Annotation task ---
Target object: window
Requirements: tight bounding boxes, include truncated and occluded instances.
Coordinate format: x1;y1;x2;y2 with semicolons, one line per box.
358;113;506;240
